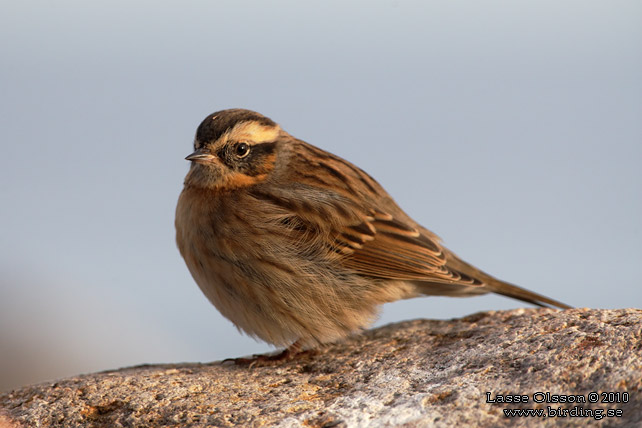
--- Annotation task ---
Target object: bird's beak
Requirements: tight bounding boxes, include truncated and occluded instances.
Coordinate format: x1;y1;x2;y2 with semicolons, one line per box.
185;148;217;164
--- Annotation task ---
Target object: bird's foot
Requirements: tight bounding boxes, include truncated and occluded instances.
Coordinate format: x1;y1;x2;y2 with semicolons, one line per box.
223;341;316;367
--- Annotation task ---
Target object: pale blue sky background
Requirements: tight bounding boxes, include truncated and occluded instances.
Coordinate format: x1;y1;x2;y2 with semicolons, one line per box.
1;1;641;392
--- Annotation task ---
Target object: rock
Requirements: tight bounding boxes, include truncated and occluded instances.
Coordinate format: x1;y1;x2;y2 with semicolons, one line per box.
1;308;641;427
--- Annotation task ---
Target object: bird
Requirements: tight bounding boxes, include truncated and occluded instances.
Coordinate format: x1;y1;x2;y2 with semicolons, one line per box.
175;108;570;358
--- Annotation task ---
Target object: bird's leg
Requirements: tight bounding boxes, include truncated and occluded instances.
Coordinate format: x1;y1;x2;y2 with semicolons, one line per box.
223;340;315;366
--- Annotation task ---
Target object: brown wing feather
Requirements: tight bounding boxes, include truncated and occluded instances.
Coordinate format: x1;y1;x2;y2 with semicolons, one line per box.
281;140;570;309
337;211;483;286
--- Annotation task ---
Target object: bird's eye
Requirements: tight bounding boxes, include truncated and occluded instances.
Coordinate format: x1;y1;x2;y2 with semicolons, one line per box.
234;142;250;158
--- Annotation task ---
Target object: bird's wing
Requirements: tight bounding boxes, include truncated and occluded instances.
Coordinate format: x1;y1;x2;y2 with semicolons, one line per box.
335;209;483;286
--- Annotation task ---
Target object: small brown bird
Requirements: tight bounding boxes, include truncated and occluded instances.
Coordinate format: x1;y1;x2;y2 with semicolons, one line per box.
176;109;570;355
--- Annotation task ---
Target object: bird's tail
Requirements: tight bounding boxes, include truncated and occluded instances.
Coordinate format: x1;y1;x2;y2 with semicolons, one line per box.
484;277;571;309
442;250;572;309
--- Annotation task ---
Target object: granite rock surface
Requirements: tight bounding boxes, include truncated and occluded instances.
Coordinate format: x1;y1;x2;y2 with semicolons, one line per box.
1;308;640;427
